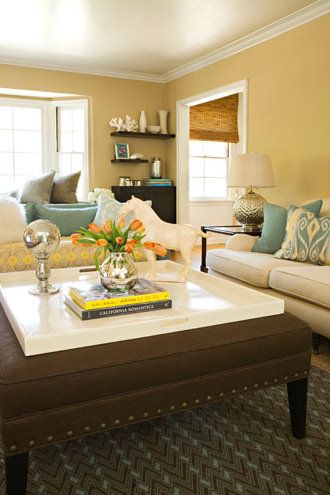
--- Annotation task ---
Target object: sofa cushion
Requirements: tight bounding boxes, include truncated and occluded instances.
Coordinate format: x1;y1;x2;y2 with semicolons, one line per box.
269;266;330;309
207;249;298;288
34;203;97;236
0;197;27;243
50;172;81;204
0;238;97;273
253;200;323;254
274;206;330;266
20;171;55;203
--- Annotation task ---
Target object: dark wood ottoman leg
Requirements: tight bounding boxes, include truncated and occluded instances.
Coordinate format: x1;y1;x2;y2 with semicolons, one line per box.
5;452;29;495
287;378;308;439
312;333;321;354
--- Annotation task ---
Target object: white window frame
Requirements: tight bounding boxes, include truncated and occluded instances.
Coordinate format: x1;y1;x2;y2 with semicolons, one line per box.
51;99;89;200
176;80;248;224
189;140;229;202
0;97;89;200
0;97;49;181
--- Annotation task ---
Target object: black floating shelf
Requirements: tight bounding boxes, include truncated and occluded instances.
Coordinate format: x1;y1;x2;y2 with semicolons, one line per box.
111;159;148;163
111;131;175;139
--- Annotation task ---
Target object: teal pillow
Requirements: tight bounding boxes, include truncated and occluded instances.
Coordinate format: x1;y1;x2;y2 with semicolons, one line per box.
34;203;97;236
274;206;330;265
46;203;92;209
23;203;36;224
253;200;323;254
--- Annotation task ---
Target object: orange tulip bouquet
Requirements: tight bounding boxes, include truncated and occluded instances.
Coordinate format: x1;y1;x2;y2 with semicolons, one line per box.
71;217;167;270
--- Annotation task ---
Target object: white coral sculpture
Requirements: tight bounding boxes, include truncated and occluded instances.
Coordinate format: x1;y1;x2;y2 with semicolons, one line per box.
109;117;125;131
109;115;138;132
124;115;138;132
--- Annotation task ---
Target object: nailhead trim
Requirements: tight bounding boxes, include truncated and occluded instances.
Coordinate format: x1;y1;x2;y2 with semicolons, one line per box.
13;370;308;452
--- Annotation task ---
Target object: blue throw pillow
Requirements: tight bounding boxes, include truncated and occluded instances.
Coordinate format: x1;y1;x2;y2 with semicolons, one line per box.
94;195;152;228
34;203;97;236
253;200;323;254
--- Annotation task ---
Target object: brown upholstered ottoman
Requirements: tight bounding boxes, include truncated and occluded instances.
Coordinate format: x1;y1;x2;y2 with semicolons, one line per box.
0;304;311;495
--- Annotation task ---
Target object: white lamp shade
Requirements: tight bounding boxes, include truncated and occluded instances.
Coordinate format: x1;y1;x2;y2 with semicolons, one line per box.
227;153;275;188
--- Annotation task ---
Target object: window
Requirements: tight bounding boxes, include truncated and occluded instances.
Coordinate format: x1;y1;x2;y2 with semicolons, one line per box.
189;140;229;200
56;101;88;200
0;103;43;193
0;98;88;199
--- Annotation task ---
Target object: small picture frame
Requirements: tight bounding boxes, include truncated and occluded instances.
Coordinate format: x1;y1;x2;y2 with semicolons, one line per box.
115;143;129;159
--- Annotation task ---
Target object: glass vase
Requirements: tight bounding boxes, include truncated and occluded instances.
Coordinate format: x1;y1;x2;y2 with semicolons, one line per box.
99;252;138;291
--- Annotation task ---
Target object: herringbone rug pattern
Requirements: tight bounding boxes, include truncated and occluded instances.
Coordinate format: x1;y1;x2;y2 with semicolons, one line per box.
1;366;329;495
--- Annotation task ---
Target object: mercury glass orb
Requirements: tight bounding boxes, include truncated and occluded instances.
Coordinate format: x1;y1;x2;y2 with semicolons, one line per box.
23;220;61;295
23;220;60;255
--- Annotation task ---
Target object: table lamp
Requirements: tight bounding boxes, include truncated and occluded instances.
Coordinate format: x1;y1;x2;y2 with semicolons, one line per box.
227;153;275;232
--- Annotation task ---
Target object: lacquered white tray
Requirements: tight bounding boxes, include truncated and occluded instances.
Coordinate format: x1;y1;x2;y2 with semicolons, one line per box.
0;261;284;356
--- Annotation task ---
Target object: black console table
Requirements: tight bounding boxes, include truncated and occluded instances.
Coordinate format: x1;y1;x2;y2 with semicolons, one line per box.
112;186;176;224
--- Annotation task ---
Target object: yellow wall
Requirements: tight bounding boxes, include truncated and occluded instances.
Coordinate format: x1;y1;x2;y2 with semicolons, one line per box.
1;14;329;204
165;14;330;205
0;64;166;189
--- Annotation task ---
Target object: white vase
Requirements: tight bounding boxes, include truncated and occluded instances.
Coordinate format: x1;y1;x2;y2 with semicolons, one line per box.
158;110;168;134
139;111;147;133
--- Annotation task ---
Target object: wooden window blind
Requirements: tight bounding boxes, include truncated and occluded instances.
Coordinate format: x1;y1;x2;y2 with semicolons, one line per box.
190;93;239;143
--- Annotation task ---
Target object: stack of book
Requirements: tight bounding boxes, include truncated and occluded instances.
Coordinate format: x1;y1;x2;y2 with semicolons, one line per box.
143;178;173;187
65;278;172;320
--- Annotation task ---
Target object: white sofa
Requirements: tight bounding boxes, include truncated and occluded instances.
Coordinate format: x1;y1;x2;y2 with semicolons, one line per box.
207;199;330;347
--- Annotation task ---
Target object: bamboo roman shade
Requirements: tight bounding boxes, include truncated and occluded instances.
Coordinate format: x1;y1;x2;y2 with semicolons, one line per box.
190;93;239;143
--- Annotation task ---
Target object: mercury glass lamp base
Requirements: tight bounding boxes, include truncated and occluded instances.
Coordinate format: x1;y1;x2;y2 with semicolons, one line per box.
233;190;265;229
29;284;59;296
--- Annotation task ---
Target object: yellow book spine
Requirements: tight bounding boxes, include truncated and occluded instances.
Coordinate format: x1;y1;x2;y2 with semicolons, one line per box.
69;290;170;310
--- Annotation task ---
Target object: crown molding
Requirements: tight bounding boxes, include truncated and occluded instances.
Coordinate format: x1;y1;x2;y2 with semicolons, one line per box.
0;1;328;85
164;0;330;82
0;57;166;83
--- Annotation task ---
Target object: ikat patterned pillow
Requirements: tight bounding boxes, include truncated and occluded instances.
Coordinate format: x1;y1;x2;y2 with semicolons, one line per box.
274;206;330;265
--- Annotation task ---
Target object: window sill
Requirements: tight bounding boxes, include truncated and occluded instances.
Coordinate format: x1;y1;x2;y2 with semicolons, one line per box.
189;197;233;204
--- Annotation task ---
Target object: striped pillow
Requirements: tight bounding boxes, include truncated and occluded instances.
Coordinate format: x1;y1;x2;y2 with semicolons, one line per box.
274;206;330;265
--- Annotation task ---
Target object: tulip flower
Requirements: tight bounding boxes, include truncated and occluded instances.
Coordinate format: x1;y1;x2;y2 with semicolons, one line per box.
70;233;82;240
89;222;101;233
127;238;138;247
124;243;133;253
102;220;112;234
72;238;84;245
115;236;123;244
130;219;143;231
154;244;167;257
118;215;125;230
96;239;108;246
144;241;155;250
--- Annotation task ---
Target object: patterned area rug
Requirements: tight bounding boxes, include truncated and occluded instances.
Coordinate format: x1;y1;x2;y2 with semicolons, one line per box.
1;366;329;495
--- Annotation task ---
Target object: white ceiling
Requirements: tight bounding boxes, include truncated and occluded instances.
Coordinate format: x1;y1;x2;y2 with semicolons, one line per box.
0;0;327;81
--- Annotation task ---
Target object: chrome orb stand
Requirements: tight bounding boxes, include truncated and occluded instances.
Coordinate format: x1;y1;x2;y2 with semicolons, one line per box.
23;220;61;296
233;188;266;232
